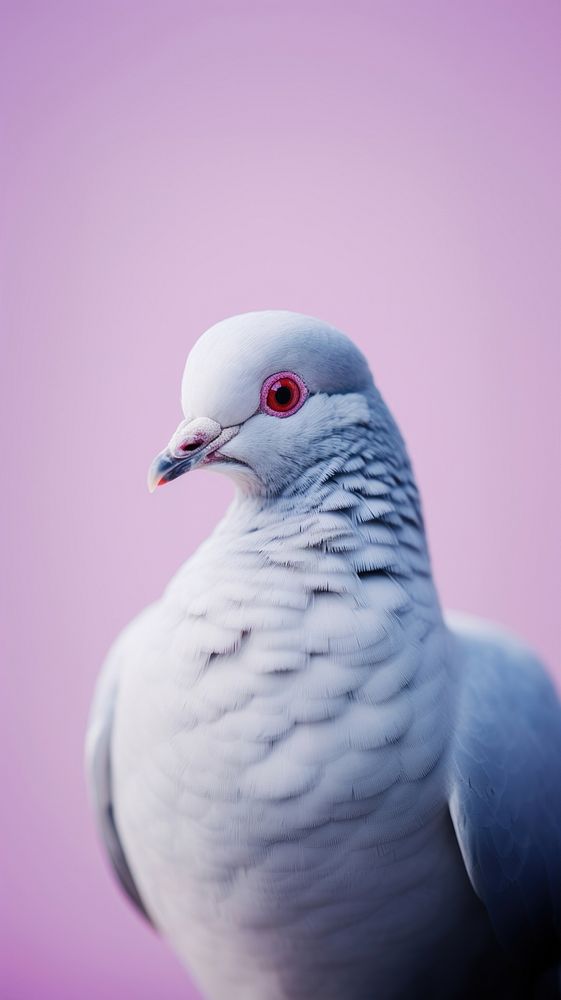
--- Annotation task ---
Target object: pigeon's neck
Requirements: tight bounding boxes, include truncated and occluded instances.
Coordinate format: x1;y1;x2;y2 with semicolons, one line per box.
224;411;440;619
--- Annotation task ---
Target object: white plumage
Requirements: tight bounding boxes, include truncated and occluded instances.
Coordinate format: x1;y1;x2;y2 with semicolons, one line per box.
87;311;561;999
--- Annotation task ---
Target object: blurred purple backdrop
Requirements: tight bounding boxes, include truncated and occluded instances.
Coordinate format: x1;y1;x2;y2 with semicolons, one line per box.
2;2;560;998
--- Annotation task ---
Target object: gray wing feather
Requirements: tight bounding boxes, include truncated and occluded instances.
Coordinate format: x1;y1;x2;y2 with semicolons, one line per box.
448;614;561;970
85;642;153;925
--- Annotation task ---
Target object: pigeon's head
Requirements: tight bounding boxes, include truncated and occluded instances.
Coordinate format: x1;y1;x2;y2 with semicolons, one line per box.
148;311;377;496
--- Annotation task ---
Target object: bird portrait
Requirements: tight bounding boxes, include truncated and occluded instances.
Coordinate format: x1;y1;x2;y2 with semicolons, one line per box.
86;311;561;1000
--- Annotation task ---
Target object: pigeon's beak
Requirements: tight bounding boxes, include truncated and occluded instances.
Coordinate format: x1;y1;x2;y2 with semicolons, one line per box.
147;417;239;492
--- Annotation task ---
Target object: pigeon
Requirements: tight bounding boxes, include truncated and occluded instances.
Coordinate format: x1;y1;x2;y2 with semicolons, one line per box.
86;310;561;999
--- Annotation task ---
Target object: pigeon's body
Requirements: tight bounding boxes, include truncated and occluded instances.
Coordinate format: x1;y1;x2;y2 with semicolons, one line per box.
87;312;561;998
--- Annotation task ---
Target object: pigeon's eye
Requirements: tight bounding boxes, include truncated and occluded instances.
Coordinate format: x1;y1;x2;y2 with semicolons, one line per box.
260;371;308;418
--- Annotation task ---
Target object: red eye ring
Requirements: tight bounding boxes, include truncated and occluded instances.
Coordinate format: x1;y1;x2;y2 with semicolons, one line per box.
260;371;308;418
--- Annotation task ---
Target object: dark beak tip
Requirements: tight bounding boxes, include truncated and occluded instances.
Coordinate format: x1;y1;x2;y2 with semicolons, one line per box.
147;455;168;493
147;448;196;493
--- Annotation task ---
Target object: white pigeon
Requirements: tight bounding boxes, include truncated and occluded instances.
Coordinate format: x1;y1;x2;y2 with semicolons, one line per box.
86;311;561;1000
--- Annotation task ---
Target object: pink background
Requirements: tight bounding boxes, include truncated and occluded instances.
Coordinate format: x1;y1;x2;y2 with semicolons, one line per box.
2;2;560;998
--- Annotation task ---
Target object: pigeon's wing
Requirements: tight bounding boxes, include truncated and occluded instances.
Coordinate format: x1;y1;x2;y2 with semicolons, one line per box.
447;612;561;970
85;633;153;925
